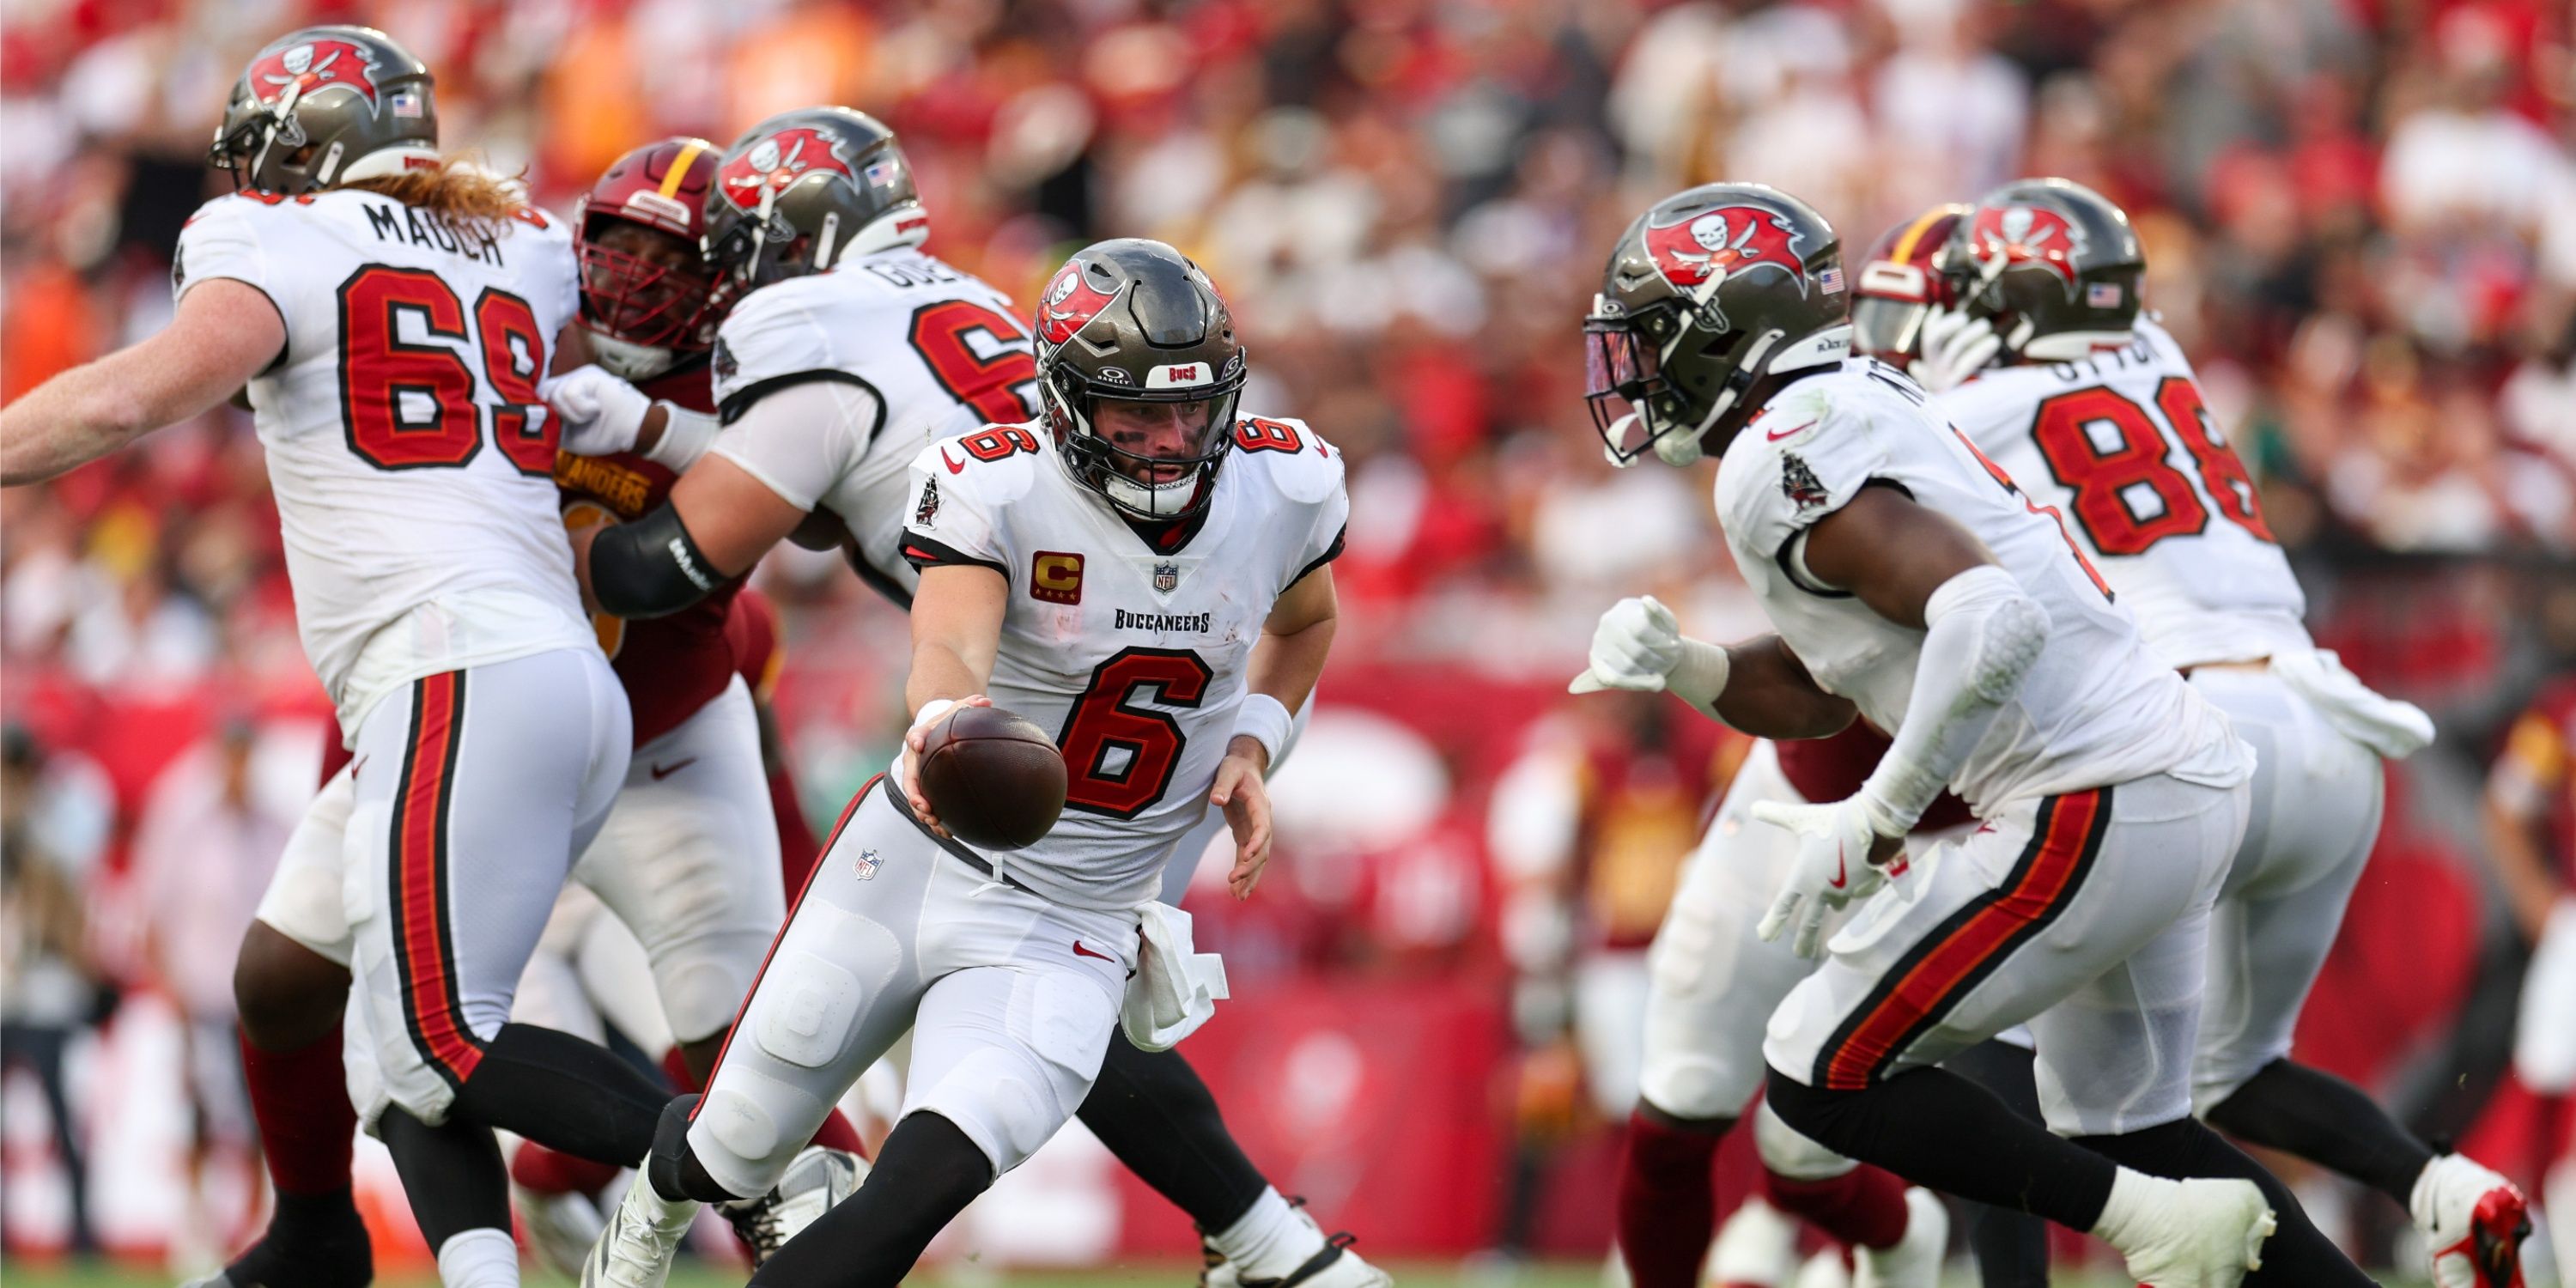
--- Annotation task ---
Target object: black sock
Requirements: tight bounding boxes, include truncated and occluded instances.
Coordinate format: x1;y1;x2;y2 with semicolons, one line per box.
1076;1032;1271;1230
1941;1040;2052;1288
646;1094;751;1204
748;1111;993;1288
2073;1116;2375;1286
453;1022;667;1164
1765;1064;2117;1229
379;1109;508;1250
2203;1058;2435;1203
222;1188;373;1288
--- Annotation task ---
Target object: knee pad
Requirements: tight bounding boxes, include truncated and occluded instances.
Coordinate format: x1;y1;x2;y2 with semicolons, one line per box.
908;1045;1066;1176
1753;1099;1858;1182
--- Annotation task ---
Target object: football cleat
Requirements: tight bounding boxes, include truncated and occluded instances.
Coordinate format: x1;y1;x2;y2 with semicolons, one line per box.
1852;1187;1948;1288
2412;1153;2530;1288
1708;1197;1796;1287
1200;1200;1391;1288
721;1145;866;1265
176;1199;373;1288
580;1170;696;1288
515;1178;608;1279
2110;1176;2273;1288
1789;1249;1851;1288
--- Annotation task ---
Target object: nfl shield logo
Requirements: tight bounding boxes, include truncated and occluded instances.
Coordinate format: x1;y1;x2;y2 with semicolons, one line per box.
1153;562;1179;594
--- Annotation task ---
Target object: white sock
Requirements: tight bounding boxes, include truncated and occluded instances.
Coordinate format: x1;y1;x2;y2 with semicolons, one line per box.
437;1227;520;1288
2089;1166;2173;1247
1211;1187;1325;1280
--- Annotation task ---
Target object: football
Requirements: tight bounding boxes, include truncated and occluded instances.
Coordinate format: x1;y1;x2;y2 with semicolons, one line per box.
917;704;1069;850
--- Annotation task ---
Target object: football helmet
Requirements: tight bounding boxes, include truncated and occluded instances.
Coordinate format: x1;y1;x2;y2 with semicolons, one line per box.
210;26;438;195
575;137;726;381
1851;203;1972;362
1943;177;2143;362
1584;184;1850;467
705;106;924;290
1032;239;1247;521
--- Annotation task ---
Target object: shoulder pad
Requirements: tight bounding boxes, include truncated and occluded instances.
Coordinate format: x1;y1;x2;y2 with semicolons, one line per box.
1717;368;1911;553
1228;416;1345;507
714;276;869;403
914;425;1047;507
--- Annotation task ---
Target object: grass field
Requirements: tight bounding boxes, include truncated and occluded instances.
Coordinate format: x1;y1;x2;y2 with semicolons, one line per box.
0;1261;2440;1288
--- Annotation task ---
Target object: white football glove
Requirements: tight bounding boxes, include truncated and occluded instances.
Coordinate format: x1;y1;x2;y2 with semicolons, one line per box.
543;362;652;456
1751;796;1898;957
1570;595;1683;694
1908;306;2003;394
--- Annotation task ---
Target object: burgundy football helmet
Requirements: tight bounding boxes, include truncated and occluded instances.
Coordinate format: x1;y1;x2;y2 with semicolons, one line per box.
1851;203;1971;363
574;137;726;380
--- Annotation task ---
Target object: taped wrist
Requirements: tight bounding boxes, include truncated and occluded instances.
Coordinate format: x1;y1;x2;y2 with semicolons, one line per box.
592;503;722;619
1664;637;1735;721
641;404;720;472
1857;565;2044;831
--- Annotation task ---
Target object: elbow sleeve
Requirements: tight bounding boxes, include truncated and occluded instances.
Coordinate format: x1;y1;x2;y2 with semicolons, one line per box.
1856;565;2046;831
592;505;722;620
1927;564;2048;705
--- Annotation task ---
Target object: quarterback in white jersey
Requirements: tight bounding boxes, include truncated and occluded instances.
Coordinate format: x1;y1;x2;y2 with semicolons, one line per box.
2;27;677;1288
1572;182;2393;1287
1880;179;2528;1288
582;240;1348;1288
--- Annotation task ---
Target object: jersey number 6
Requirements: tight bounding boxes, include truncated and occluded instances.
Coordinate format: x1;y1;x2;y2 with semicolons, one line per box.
337;265;554;475
1057;647;1214;818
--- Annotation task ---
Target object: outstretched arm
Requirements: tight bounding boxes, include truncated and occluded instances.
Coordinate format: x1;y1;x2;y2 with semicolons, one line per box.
2;280;284;485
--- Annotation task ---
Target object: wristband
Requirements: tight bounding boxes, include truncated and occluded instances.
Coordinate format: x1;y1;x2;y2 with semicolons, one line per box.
910;698;961;734
1232;693;1294;769
642;404;720;472
1664;637;1734;714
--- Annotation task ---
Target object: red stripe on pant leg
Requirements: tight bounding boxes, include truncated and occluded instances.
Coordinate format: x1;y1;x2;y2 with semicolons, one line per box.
393;671;484;1085
690;774;884;1121
1822;789;2104;1091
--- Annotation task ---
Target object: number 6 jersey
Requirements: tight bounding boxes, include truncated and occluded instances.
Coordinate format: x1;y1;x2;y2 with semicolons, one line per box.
173;189;594;737
1937;319;2308;671
901;416;1349;911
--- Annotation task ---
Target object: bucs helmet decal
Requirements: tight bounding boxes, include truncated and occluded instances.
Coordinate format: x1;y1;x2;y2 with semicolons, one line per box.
249;39;386;131
1643;205;1810;303
1036;262;1127;347
716;127;861;215
1967;204;2089;300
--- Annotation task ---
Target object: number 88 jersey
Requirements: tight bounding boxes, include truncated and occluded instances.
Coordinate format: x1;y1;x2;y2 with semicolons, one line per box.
1938;319;2309;671
173;188;595;736
900;416;1349;912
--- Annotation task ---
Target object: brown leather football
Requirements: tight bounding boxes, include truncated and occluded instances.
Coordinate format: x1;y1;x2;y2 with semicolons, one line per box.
918;704;1068;851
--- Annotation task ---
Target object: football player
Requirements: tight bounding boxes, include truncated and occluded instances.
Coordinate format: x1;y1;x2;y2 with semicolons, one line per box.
577;238;1342;1287
559;108;1385;1287
1874;178;2530;1288
505;138;867;1271
1572;183;2372;1285
0;27;673;1288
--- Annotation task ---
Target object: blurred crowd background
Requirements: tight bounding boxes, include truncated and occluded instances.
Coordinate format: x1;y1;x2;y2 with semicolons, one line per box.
3;0;2573;1278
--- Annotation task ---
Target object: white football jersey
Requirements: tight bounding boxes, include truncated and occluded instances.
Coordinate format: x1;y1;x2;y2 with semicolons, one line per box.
708;249;1038;603
1714;359;2249;815
1939;319;2308;669
901;417;1350;910
173;189;595;735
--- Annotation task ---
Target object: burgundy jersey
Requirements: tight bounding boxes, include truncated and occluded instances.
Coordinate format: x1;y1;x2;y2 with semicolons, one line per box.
1772;722;1975;835
552;359;742;747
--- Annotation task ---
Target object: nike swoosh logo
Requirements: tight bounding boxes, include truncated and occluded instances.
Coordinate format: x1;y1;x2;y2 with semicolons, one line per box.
1765;420;1820;441
650;757;698;781
1073;941;1114;962
941;447;967;474
1827;844;1849;890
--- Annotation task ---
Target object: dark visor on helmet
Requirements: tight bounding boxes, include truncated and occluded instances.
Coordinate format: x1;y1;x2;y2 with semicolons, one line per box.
1584;309;1685;465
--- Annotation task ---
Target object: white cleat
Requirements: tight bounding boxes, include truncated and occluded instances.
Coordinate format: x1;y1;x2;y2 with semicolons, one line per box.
1788;1250;1850;1288
1708;1198;1796;1287
2413;1153;2532;1288
580;1171;697;1288
515;1179;607;1279
2112;1177;2275;1288
1852;1187;1947;1288
721;1145;867;1265
1200;1204;1391;1288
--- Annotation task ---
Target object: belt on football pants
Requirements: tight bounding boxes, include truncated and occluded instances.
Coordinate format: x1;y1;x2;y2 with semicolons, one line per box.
878;775;1041;896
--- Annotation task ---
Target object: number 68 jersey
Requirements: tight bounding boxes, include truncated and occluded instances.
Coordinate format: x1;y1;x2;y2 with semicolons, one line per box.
173;189;595;737
1936;319;2308;671
900;416;1349;911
